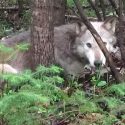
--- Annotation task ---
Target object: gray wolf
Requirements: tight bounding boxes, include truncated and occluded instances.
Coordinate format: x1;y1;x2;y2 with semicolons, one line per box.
0;17;117;76
54;17;117;76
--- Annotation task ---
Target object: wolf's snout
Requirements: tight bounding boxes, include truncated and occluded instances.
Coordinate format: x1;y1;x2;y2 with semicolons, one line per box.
94;60;102;67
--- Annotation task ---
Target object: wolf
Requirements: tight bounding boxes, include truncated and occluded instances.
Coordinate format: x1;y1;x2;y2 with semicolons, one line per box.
54;17;117;76
0;17;117;76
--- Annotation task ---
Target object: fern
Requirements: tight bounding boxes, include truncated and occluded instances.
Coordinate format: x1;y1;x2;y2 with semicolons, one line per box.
0;65;67;125
97;97;124;110
64;90;101;113
1;70;32;91
79;101;99;113
34;65;63;77
0;92;49;112
102;115;118;125
0;44;13;54
107;83;125;97
0;91;50;125
15;42;30;52
1;64;125;125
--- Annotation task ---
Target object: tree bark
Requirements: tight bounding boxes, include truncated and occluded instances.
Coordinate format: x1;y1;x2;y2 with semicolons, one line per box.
30;0;55;69
73;0;123;83
116;0;125;65
17;0;24;17
99;0;106;20
108;0;119;15
123;0;125;13
54;0;66;26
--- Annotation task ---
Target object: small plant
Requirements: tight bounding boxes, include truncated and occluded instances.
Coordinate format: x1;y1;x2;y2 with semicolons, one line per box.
21;10;31;29
1;66;125;125
0;65;66;125
91;75;107;88
0;20;13;38
107;83;125;97
0;43;30;64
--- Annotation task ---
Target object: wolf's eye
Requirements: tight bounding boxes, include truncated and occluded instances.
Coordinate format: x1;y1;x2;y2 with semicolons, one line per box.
103;42;107;45
86;43;92;48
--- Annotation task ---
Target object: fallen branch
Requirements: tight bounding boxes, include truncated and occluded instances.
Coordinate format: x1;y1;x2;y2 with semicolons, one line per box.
65;15;98;21
0;6;29;11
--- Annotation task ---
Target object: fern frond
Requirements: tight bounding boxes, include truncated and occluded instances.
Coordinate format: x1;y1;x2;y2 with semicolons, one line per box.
97;97;124;109
2;70;32;88
107;83;125;97
34;65;63;77
79;101;99;113
15;42;30;51
0;92;50;113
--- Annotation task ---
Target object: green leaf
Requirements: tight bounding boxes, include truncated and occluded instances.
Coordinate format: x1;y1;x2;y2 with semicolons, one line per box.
16;43;30;51
0;43;14;53
97;81;107;87
79;101;99;113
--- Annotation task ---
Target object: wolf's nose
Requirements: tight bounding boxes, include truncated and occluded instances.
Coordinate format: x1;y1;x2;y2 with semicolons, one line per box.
94;60;102;67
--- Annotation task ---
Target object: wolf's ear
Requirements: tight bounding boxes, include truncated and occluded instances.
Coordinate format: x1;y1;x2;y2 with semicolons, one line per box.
75;22;87;35
75;22;82;35
103;16;117;33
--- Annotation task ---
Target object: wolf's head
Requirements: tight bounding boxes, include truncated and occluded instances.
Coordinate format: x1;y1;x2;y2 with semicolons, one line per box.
73;17;117;67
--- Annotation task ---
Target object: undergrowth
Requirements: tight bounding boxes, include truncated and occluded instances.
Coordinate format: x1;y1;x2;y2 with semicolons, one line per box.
0;65;125;125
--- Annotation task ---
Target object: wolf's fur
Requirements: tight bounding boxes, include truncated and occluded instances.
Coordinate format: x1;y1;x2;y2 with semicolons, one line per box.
0;18;117;76
0;64;18;74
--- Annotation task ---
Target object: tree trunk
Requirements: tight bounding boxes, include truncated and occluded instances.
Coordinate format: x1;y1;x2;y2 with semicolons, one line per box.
99;0;106;20
116;0;125;65
54;0;66;26
17;0;24;17
108;0;119;15
30;0;55;69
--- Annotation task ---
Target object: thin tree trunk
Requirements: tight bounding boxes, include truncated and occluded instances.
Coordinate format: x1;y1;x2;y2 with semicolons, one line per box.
87;0;102;21
73;0;123;83
17;0;23;17
116;0;125;65
54;0;66;26
99;0;106;20
30;0;55;69
108;0;119;15
122;0;125;13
